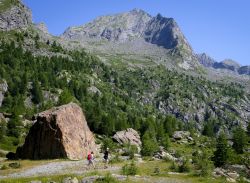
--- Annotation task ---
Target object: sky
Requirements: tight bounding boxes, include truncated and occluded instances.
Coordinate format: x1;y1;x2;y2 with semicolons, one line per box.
23;0;250;66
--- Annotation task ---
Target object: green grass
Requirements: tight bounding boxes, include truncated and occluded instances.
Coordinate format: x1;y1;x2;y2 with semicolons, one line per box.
0;174;83;183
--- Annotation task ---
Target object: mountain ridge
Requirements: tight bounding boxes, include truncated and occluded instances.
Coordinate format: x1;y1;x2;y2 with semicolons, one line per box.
197;53;250;75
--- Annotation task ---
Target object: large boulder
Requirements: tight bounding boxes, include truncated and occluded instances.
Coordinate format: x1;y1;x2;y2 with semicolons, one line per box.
113;128;141;148
15;103;96;160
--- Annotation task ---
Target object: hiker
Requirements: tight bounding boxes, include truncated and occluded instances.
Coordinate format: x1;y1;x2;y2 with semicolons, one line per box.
87;151;95;169
103;147;109;168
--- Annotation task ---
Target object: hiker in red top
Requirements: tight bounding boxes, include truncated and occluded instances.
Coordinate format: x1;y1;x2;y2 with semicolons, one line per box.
87;151;95;169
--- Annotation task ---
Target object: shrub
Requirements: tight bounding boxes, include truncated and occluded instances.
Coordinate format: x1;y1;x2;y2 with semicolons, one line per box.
178;159;191;173
0;164;8;170
12;138;19;146
198;161;213;177
152;166;160;175
123;143;138;159
141;131;159;156
95;173;118;183
122;161;138;176
192;150;214;177
101;137;117;152
8;162;21;169
169;162;178;172
110;153;123;164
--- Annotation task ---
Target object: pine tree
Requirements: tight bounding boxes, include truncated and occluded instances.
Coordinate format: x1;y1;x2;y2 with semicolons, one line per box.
141;130;159;156
232;126;248;154
213;133;229;167
58;89;74;105
31;80;43;104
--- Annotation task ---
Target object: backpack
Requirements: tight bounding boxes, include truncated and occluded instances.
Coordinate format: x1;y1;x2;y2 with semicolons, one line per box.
87;154;91;160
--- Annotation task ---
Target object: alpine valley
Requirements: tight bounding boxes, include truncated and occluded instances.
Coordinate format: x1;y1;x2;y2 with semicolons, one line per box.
0;0;249;182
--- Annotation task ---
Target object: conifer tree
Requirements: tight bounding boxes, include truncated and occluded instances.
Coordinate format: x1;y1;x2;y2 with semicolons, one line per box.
213;133;229;167
232;126;248;154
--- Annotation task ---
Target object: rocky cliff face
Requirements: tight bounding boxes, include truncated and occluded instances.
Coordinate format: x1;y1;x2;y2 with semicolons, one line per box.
62;9;151;42
0;0;32;31
196;53;216;67
62;9;192;53
15;103;97;160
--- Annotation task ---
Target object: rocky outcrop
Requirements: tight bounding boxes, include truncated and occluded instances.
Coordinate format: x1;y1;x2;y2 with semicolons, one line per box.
213;168;240;182
173;131;191;140
0;80;8;107
196;53;216;67
0;113;5;122
15;103;96;160
35;22;49;34
213;59;240;72
0;0;32;31
113;128;141;148
238;66;250;75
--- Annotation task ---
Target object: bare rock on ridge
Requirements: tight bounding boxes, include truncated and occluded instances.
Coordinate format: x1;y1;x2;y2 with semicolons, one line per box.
15;103;96;160
0;0;32;31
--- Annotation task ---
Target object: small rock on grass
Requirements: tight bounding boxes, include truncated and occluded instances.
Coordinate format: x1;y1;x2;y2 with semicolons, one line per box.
62;177;78;183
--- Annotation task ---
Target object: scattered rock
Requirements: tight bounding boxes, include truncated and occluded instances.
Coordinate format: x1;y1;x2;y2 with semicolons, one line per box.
227;172;240;180
14;103;97;160
87;86;102;96
173;131;191;141
213;167;227;178
226;177;236;183
224;164;249;174
62;177;78;183
213;168;240;182
0;113;5;122
113;128;141;150
81;175;101;183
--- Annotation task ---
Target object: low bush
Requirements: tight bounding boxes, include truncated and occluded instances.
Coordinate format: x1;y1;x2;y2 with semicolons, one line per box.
0;164;8;170
122;161;138;176
95;173;118;183
8;162;21;169
178;159;191;173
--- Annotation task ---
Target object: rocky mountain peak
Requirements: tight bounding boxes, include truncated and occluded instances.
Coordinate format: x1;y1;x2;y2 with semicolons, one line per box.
35;22;49;34
62;9;193;53
221;59;241;68
196;53;216;67
214;59;241;72
129;8;149;16
0;0;32;31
